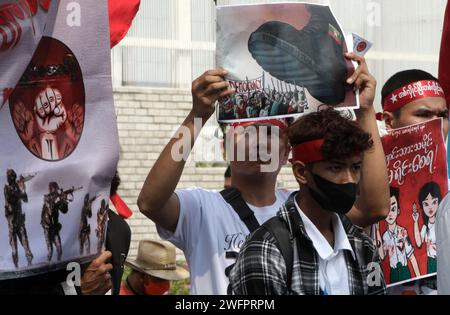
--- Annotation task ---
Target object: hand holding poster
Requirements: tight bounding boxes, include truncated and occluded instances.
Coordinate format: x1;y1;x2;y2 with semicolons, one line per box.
216;2;359;123
0;0;119;279
374;118;448;287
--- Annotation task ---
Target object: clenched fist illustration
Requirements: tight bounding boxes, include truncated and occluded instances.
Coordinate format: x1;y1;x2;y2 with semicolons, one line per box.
34;87;67;133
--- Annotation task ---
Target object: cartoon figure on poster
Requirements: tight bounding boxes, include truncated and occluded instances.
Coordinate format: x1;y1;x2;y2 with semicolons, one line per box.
3;169;35;268
216;2;359;122
412;182;440;274
374;187;420;283
372;118;448;287
95;199;108;253
41;182;82;262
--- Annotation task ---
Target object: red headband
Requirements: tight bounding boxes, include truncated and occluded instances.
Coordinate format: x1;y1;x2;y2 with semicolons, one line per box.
290;139;325;164
383;80;445;112
230;118;288;130
110;193;133;219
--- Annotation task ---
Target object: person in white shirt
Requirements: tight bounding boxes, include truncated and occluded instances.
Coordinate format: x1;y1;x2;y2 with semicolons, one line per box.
138;56;389;295
379;69;448;294
230;105;389;295
297;200;356;295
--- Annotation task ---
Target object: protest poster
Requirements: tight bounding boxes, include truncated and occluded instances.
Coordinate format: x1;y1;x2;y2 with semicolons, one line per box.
373;118;448;287
216;2;359;123
0;0;119;279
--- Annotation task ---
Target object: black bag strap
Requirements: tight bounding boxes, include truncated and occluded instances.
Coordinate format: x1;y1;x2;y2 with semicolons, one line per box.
220;187;260;233
262;216;294;289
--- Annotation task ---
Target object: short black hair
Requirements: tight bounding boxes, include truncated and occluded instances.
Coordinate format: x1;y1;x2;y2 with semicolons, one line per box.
389;186;400;203
288;108;373;161
224;165;231;178
390;186;400;207
381;69;438;110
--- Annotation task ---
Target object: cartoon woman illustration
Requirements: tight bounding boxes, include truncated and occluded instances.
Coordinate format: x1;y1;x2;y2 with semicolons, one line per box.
412;182;441;274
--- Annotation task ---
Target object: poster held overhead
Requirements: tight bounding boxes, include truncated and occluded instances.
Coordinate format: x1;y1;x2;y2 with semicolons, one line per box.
216;2;359;123
0;0;119;279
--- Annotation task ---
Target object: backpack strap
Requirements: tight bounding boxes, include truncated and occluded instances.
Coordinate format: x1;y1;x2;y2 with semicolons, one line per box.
262;216;294;290
220;187;260;233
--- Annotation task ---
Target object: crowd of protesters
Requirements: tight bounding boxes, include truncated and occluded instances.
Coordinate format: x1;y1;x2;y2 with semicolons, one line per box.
219;86;309;121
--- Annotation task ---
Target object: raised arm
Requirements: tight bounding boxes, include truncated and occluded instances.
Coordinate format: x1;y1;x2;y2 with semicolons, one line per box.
412;203;423;247
137;69;234;232
345;53;390;227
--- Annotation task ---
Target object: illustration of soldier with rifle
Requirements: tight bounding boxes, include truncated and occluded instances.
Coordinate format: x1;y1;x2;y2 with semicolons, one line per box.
79;193;99;255
4;169;36;268
95;199;108;253
41;182;82;262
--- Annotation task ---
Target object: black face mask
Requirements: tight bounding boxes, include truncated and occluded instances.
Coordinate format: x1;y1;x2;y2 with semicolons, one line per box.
309;173;357;215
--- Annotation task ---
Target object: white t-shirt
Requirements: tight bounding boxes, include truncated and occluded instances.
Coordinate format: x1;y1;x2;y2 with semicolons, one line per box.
157;187;292;295
295;199;354;295
420;222;436;258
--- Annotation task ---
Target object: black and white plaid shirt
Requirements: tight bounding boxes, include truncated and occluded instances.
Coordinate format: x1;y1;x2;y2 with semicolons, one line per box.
229;194;386;295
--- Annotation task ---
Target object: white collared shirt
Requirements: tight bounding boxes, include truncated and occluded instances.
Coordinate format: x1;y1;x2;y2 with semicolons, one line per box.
294;199;355;295
420;222;436;258
381;224;414;268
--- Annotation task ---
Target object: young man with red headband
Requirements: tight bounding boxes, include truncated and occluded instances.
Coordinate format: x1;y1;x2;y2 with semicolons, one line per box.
138;53;389;295
381;70;448;139
380;70;448;295
229;109;387;295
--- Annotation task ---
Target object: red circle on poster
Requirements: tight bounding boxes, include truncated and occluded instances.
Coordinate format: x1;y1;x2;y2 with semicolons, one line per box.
357;41;367;53
9;36;85;161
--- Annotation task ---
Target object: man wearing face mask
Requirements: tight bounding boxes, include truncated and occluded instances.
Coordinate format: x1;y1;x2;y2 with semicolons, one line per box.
120;240;189;295
138;53;389;295
229;109;387;295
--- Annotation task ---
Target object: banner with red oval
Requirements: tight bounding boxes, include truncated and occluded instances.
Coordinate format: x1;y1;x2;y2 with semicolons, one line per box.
0;0;119;279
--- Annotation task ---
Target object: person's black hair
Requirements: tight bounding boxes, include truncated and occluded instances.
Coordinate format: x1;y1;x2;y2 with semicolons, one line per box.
110;171;121;196
224;165;231;179
390;186;400;213
418;181;442;231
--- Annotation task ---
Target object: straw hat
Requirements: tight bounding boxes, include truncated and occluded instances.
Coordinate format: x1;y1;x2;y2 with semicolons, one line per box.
126;240;189;281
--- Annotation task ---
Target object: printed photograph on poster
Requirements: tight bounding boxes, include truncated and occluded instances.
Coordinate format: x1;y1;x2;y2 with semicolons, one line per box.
0;0;119;280
216;2;359;123
372;118;448;287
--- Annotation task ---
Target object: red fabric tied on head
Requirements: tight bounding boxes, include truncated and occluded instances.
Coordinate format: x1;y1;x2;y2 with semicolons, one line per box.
383;80;446;112
110;193;133;219
290;139;325;164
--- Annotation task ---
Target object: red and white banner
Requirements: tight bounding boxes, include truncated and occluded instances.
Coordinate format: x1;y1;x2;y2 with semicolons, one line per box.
373;119;448;287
